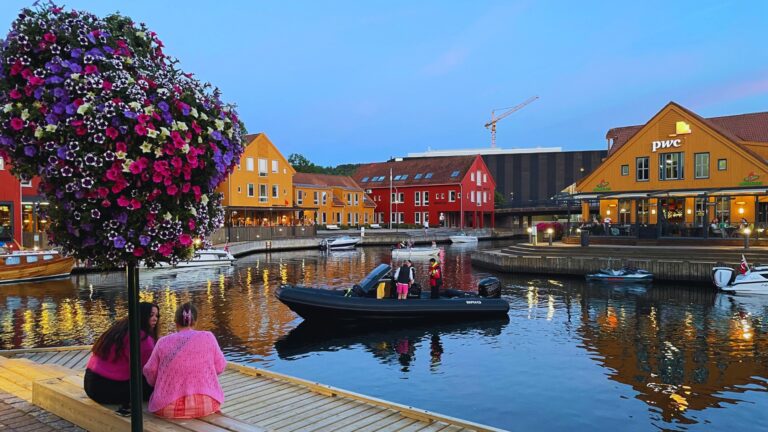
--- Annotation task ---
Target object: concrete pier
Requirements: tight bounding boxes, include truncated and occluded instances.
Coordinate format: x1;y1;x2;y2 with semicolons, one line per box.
471;243;768;283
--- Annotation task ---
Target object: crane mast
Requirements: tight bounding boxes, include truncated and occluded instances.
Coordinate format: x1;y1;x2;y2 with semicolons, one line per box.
485;96;539;148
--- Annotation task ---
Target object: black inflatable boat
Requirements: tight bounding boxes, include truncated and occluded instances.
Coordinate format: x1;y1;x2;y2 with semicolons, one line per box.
275;264;510;322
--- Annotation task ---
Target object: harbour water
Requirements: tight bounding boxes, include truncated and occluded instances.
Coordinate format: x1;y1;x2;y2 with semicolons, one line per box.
1;241;767;431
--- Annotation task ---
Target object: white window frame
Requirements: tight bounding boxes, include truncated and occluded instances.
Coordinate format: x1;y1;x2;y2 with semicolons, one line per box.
322;191;327;205
423;212;429;223
483;191;488;203
470;172;475;181
297;191;303;205
246;157;254;171
470;191;475;203
314;191;319;205
271;160;278;173
21;180;32;187
322;212;327;224
354;194;359;205
476;170;482;186
354;213;359;225
414;191;421;206
483;173;487;183
272;184;279;199
423;191;429;206
247;183;254;197
347;193;352;205
415;212;421;224
258;158;268;177
449;190;456;202
259;184;268;202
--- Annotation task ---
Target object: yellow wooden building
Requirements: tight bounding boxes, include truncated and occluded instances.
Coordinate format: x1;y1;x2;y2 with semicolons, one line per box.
575;102;768;239
293;173;375;227
216;133;298;226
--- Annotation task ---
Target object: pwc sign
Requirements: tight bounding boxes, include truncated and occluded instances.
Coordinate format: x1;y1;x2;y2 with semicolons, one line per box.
651;139;681;152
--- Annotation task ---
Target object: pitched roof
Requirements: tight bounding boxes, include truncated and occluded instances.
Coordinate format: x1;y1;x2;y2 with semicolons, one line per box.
242;133;262;143
352;155;477;187
607;104;768;155
293;172;363;190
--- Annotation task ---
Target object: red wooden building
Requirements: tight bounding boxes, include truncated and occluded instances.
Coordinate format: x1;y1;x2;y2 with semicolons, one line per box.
0;157;22;248
352;155;496;228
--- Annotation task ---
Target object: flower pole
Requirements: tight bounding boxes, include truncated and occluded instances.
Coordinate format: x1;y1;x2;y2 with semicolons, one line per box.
0;3;244;430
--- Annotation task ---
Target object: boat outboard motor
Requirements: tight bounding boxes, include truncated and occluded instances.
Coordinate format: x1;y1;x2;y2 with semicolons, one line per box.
478;277;501;298
712;265;736;289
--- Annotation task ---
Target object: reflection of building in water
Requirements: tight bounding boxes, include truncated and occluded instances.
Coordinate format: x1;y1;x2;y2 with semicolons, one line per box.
574;286;768;424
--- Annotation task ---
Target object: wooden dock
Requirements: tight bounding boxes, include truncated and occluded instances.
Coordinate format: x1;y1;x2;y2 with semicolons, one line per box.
0;346;505;432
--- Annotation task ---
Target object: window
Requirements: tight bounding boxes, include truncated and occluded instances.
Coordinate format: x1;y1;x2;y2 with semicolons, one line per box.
246;157;254;171
483;191;488;203
361;177;369;182
636;157;649;181
636;199;649;224
237;186;241;193
415;173;423;180
297;191;303;205
695;197;706;227
718;159;727;171
347;193;351;205
271;160;278;173
715;197;730;222
470;191;475;203
618;199;631;224
322;212;327;224
415;212;421;224
399;192;404;203
313;191;319;205
336;212;341;223
272;184;279;198
347;213;351;224
477;171;482;186
0;204;12;241
259;185;268;202
425;173;433;179
354;213;358;225
450;171;460;178
470;172;475;181
449;190;456;202
483;173;487;183
400;175;408;180
659;152;683;180
354;194;359;205
247;183;254;197
621;165;629;176
321;191;327;205
414;192;421;206
258;158;267;176
423;212;429;223
423;192;429;205
0;157;4;170
695;153;709;179
364;213;369;224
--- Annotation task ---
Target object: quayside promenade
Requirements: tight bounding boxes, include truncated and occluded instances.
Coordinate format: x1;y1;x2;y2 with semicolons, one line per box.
471;243;768;283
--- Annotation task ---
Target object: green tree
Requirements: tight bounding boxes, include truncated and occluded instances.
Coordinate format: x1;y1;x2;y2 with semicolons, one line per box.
495;191;506;208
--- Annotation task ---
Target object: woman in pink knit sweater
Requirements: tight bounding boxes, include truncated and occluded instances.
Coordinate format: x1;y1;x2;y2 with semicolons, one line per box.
143;303;227;418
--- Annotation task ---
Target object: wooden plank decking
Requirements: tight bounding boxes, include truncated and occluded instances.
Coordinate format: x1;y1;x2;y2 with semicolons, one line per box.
0;346;505;432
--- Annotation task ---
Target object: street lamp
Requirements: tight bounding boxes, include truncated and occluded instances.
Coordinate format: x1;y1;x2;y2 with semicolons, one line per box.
527;227;532;244
547;228;554;246
744;227;752;249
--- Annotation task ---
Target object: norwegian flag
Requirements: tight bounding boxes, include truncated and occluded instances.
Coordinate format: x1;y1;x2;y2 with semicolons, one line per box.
739;254;749;274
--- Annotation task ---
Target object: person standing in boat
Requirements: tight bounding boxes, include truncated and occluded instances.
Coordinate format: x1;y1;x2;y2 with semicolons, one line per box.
429;258;443;299
84;302;159;414
393;261;415;300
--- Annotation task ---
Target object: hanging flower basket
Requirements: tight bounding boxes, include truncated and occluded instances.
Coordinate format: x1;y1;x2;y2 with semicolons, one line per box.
0;3;245;267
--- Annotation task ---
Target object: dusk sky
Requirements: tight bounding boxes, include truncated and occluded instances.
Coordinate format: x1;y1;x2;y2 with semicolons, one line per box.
2;1;766;166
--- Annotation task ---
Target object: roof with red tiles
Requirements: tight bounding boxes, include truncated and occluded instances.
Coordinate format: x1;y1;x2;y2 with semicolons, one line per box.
606;103;768;155
293;173;363;190
352;155;477;187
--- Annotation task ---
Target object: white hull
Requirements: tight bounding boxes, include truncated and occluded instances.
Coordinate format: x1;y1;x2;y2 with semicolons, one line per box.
141;249;236;270
449;235;478;243
712;265;768;294
391;247;441;257
320;236;361;250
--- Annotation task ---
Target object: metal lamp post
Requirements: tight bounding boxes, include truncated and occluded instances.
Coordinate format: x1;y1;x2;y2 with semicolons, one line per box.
547;228;554;246
527;227;532;244
744;227;751;249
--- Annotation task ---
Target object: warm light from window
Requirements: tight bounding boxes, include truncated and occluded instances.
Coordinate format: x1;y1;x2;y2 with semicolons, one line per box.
738;208;745;214
606;210;611;215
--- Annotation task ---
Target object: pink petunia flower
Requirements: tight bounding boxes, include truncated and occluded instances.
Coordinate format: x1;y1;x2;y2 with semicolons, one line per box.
179;234;192;246
10;118;24;130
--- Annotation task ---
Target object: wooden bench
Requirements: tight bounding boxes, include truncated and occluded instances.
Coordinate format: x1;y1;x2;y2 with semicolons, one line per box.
325;224;340;230
32;375;265;432
369;223;382;229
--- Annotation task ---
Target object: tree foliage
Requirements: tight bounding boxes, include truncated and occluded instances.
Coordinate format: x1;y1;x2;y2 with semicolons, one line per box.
288;153;358;176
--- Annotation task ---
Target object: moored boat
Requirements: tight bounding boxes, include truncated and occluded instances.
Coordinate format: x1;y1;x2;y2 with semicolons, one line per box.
0;250;74;284
319;235;361;250
391;246;441;258
141;248;235;269
586;267;653;283
712;259;768;293
449;232;478;243
275;263;509;322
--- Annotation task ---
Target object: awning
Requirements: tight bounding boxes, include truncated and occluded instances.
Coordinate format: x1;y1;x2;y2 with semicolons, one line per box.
650;190;708;197
709;188;768;196
601;192;650;199
571;193;602;200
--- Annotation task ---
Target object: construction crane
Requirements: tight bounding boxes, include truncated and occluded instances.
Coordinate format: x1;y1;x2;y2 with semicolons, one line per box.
484;96;539;148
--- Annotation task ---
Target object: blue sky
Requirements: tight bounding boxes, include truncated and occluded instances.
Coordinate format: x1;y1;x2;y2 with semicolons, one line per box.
2;1;766;166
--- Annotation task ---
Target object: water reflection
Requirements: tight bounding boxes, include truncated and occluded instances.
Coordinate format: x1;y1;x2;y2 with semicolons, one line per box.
0;242;767;431
275;318;509;374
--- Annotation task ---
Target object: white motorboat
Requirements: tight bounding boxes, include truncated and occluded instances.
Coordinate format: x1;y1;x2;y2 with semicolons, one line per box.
712;263;768;293
319;236;361;250
141;248;236;269
449;232;478;243
391;247;441;258
586;267;653;283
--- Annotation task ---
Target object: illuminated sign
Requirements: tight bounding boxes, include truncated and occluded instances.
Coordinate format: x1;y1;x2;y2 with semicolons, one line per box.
652;139;681;152
675;121;691;135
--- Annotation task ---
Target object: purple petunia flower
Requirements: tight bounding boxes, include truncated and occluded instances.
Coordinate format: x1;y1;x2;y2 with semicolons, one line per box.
113;236;126;249
53;87;66;98
23;145;36;156
211;130;222;141
158;101;169;112
116;212;128;224
70;48;82;58
139;235;150;246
